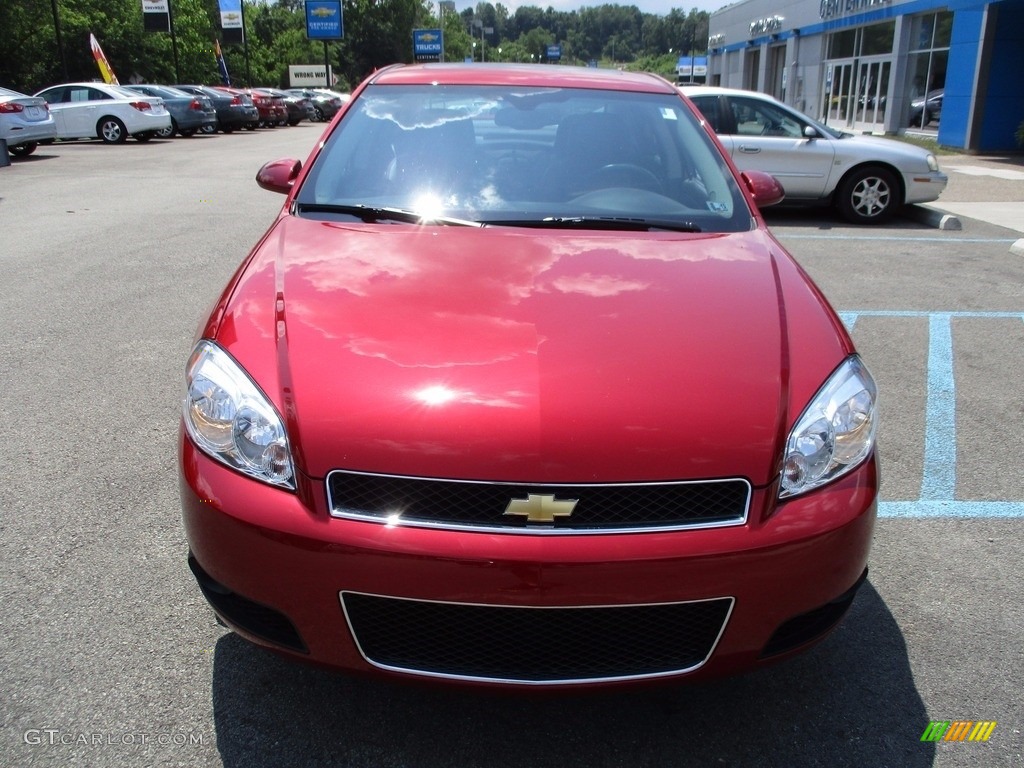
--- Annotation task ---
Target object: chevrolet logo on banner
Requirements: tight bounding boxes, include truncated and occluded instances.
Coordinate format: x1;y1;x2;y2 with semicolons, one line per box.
504;494;578;524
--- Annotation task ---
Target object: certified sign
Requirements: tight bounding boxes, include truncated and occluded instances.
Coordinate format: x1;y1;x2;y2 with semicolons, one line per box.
305;0;343;40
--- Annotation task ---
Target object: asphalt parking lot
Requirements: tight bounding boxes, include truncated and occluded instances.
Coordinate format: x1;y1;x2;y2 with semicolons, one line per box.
2;128;1022;768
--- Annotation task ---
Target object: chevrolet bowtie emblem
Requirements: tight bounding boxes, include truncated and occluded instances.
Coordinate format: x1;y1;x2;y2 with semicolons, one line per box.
504;493;578;523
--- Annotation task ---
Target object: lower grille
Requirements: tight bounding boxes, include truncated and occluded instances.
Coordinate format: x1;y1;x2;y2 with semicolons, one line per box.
341;592;733;684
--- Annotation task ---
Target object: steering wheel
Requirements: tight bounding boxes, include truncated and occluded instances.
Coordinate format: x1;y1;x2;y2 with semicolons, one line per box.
582;163;665;194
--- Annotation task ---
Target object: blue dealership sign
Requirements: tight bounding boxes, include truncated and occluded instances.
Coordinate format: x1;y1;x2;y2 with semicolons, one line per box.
413;29;443;61
305;0;343;40
547;44;561;61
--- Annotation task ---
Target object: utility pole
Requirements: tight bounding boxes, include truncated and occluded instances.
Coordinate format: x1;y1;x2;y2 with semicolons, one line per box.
50;0;69;81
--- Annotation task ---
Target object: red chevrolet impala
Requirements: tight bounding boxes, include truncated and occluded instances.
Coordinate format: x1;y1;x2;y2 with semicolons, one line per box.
180;63;878;688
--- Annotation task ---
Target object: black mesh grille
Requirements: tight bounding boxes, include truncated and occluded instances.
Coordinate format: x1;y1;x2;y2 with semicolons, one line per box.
342;593;732;682
327;471;749;532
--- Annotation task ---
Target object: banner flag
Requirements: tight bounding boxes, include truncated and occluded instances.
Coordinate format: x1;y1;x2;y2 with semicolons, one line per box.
214;39;231;86
89;33;119;85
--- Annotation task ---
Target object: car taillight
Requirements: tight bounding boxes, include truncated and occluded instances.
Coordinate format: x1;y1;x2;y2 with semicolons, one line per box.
129;101;152;112
230;96;241;105
189;99;202;111
0;102;25;113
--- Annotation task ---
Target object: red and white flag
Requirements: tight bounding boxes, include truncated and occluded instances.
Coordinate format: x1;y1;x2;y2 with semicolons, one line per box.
89;33;119;85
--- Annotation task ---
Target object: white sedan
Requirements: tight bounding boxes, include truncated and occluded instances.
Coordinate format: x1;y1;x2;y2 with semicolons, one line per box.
681;86;948;224
34;82;171;144
1;86;57;157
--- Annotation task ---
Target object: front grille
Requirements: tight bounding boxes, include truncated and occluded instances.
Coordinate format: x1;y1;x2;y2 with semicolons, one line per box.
341;592;733;683
327;471;749;533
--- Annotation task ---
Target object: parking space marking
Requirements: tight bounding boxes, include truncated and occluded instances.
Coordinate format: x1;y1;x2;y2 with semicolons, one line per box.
781;235;1017;243
841;310;1024;518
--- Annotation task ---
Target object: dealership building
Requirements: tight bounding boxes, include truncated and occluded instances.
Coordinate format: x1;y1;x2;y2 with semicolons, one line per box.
705;0;1024;151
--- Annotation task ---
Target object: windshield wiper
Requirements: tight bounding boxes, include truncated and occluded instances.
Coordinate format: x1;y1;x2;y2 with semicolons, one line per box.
484;216;702;233
295;203;483;227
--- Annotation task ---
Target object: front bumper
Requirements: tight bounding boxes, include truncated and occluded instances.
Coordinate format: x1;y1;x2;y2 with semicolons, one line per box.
903;170;949;205
181;432;877;688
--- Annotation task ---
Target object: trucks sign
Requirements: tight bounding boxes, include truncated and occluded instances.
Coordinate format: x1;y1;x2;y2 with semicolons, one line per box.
414;29;443;61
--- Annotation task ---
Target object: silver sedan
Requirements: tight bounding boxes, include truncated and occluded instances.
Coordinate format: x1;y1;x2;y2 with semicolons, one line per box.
1;86;57;157
682;86;948;224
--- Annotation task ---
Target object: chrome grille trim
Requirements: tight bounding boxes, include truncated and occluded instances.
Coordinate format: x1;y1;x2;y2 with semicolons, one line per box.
326;469;751;534
340;591;736;685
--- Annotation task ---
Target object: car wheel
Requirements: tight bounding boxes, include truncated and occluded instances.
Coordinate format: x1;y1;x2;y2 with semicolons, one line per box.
314;107;325;122
134;132;153;143
156;120;176;139
201;124;217;134
836;165;900;224
222;126;234;134
179;128;197;137
288;119;300;126
97;116;128;144
8;142;37;157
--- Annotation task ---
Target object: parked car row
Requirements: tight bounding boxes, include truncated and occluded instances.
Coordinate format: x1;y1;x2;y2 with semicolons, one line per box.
2;82;350;155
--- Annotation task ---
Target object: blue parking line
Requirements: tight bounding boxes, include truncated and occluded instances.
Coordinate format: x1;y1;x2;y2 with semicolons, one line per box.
922;314;956;501
782;235;1018;243
841;310;1024;518
880;501;1024;518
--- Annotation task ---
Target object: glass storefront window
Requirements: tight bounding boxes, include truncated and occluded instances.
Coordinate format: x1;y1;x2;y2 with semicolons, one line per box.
828;29;857;58
904;11;950;129
862;22;894;55
910;11;953;51
933;11;953;47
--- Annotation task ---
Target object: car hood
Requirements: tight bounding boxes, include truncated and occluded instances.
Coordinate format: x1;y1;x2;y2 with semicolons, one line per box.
211;217;851;486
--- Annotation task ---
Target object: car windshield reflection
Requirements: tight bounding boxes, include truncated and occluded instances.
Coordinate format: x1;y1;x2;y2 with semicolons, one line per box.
296;85;751;233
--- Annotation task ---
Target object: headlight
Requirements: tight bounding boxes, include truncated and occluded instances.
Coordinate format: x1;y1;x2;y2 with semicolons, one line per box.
183;340;295;489
926;154;940;172
780;356;877;499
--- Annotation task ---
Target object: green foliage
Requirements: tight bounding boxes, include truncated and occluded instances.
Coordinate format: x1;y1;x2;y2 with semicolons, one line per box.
0;0;709;94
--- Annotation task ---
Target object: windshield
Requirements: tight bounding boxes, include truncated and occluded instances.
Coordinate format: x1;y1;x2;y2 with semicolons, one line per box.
296;84;753;233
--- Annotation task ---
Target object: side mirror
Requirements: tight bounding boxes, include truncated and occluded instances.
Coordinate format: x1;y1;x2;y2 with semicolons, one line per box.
803;125;818;139
256;158;302;194
741;170;785;208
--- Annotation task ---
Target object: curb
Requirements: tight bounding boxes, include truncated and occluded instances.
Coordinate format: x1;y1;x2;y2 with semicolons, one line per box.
902;203;962;230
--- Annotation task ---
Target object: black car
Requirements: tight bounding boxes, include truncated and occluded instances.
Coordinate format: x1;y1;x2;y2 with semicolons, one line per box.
909;88;943;127
263;88;310;126
285;88;346;122
174;84;258;132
